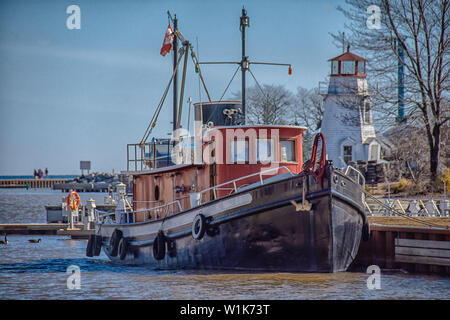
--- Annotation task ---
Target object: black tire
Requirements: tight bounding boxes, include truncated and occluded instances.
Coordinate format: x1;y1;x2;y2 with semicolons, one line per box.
86;234;94;257
167;238;177;258
118;237;128;260
93;235;102;256
108;229;122;257
362;222;370;242
192;214;207;240
153;231;166;260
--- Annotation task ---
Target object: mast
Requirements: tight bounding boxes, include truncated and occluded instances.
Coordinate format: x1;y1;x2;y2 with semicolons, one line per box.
197;8;291;124
240;7;249;121
173;15;179;131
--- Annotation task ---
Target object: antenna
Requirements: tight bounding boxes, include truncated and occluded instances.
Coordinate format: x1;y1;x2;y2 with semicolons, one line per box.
198;8;292;124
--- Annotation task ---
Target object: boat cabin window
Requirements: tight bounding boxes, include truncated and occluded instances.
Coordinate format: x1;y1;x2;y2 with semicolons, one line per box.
231;139;249;163
257;139;272;163
343;146;352;164
280;140;295;162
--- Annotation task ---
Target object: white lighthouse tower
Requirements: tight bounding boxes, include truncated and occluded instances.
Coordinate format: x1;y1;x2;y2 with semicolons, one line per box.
320;46;380;168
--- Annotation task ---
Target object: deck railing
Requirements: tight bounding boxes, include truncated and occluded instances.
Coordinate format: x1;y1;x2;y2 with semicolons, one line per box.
96;199;183;224
126;140;175;172
345;165;366;189
197;166;295;204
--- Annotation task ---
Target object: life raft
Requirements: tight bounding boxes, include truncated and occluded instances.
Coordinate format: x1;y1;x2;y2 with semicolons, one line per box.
67;191;81;211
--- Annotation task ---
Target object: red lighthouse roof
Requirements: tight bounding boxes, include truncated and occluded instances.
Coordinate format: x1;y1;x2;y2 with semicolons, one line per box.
329;45;367;76
328;45;367;62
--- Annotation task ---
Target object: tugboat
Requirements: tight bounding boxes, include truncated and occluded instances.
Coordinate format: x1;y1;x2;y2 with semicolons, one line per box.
87;9;369;272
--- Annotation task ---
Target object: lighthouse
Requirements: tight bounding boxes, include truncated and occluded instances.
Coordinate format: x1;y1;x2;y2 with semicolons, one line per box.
320;46;380;168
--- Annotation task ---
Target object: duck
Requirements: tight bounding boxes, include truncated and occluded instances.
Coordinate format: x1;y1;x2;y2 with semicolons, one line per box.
0;235;8;245
28;238;41;243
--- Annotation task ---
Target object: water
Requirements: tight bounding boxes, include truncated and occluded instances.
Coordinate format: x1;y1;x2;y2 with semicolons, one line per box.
0;188;449;300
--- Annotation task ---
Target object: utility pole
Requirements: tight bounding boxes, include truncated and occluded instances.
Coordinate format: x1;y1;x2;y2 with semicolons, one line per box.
396;38;405;124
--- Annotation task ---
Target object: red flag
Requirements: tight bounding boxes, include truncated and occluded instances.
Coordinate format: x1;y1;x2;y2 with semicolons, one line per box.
160;25;174;56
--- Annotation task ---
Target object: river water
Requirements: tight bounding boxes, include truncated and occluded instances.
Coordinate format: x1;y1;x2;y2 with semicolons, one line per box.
0;188;448;300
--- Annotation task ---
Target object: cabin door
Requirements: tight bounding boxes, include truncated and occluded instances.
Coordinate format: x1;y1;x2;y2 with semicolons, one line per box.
209;163;216;200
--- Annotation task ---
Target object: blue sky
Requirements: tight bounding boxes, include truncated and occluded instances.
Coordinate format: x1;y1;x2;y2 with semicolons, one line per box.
0;0;349;175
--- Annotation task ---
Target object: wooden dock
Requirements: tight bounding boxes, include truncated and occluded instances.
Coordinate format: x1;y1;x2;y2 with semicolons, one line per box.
0;223;93;239
0;178;72;189
351;218;450;275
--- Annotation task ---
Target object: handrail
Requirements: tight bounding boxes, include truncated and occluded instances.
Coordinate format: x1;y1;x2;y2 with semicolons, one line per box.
198;166;295;204
96;200;183;224
133;200;183;221
345;165;365;189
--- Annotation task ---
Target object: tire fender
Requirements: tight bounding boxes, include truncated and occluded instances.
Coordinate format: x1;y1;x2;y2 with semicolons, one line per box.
118;237;128;260
153;231;166;260
108;229;122;257
192;214;207;240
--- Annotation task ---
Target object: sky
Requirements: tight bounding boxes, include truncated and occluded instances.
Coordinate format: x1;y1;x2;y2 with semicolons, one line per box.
0;0;351;175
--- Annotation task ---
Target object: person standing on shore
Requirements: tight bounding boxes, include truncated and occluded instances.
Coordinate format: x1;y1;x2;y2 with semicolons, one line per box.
33;169;37;180
45;168;48;178
38;169;43;179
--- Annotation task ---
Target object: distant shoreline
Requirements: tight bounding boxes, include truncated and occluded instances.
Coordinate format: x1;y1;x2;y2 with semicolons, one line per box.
0;175;78;180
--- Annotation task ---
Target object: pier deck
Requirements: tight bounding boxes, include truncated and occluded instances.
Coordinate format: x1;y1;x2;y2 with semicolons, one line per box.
0;178;72;189
0;223;93;239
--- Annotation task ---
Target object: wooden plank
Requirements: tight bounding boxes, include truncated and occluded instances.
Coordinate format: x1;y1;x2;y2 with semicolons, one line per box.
371;224;450;235
395;238;450;250
395;246;450;259
395;254;450;267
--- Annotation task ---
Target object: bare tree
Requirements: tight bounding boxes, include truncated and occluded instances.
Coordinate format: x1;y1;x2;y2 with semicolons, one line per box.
231;84;295;125
291;87;324;158
331;0;449;188
292;87;324;130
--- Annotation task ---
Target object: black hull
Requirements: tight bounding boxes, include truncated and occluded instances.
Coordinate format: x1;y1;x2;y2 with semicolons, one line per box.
95;166;366;273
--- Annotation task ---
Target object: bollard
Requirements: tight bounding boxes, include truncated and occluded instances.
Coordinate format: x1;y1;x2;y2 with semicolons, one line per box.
86;199;96;230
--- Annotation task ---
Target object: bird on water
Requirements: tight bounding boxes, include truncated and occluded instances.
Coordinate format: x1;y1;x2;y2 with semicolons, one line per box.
28;239;41;243
0;235;8;245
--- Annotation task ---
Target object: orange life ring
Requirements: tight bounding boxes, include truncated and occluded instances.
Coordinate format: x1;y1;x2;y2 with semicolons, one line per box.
67;191;81;211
